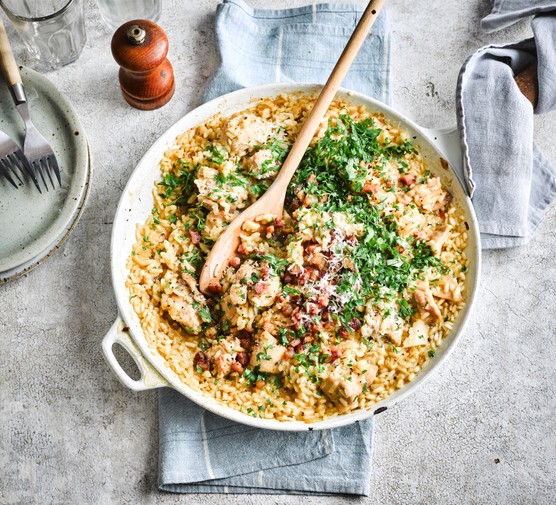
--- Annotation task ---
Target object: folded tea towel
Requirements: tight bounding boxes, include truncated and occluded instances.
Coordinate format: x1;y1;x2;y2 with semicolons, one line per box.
457;2;556;248
159;0;390;496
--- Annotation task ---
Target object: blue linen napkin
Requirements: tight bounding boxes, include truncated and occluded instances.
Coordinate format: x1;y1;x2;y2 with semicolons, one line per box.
158;0;390;496
457;2;556;248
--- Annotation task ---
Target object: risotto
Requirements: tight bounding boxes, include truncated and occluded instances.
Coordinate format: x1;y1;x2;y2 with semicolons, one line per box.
126;93;468;422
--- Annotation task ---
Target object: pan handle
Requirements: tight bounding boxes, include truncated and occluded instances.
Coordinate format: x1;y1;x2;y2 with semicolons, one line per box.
102;318;169;391
420;126;473;198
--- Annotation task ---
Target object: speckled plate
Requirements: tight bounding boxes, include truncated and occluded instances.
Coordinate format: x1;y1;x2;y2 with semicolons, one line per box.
0;66;89;273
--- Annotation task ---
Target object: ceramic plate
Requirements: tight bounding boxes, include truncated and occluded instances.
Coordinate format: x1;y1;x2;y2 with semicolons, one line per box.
0;145;91;282
0;66;89;272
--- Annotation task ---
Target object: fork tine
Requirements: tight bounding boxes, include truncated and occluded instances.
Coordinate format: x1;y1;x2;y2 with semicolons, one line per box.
41;157;54;191
5;155;23;184
13;150;41;193
0;159;18;188
33;160;49;192
47;155;61;187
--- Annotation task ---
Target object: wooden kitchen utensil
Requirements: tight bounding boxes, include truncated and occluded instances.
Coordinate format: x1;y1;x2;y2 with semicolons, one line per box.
199;0;386;294
111;20;175;110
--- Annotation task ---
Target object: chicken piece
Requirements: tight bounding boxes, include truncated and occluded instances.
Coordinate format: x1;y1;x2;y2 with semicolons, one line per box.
161;293;203;334
413;282;442;321
431;275;463;302
221;114;274;153
320;367;363;412
245;149;279;179
206;337;244;377
409;177;451;212
378;314;403;346
249;331;286;373
194;165;248;210
403;319;430;347
248;275;281;308
427;225;450;256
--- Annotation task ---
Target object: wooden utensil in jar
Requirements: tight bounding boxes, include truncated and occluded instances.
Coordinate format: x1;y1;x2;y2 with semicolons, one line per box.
199;0;386;294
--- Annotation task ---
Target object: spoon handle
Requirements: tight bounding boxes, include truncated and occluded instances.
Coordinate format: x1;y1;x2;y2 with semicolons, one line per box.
199;0;386;294
271;0;386;193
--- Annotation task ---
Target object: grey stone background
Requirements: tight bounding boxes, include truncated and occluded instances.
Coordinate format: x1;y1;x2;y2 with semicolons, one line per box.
1;0;555;503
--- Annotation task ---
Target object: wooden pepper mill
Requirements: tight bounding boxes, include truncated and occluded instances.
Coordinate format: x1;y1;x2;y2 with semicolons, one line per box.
111;20;175;110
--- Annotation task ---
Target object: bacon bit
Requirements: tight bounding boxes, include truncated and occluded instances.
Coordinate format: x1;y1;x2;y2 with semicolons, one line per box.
239;337;252;351
320;194;328;203
400;175;415;186
193;351;211;371
303;335;314;344
307;174;316;183
348;318;361;331
309;252;327;270
255;380;265;389
254;281;265;294
237;243;247;255
294;344;305;354
231;361;244;374
229;256;241;268
317;293;329;307
298;270;310;285
397;245;405;254
330;347;342;360
189;229;201;244
384;179;393;188
292;308;302;330
236;352;249;366
321;311;330;322
338;326;350;339
290;197;301;211
274;217;285;228
306;266;319;281
261;261;270;281
305;243;319;254
289;338;301;348
306;302;319;315
362;182;380;194
283;346;295;361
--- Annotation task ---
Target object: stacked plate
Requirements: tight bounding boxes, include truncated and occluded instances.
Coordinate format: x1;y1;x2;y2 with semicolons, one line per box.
0;67;91;282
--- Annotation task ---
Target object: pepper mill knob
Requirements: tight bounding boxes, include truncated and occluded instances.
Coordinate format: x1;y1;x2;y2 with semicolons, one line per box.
111;19;175;110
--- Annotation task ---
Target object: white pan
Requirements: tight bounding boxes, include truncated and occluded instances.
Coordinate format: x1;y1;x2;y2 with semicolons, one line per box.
102;83;481;431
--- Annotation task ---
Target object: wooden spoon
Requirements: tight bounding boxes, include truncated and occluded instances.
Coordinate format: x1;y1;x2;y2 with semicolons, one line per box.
199;0;386;295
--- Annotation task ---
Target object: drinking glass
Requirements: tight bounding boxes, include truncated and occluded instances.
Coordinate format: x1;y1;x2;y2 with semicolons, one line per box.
96;0;162;30
0;0;87;71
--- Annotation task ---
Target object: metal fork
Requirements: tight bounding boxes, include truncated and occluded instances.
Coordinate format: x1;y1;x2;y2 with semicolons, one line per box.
0;19;61;192
0;127;38;190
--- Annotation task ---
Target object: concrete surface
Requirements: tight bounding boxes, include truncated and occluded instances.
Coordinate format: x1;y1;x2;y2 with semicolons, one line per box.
1;0;555;503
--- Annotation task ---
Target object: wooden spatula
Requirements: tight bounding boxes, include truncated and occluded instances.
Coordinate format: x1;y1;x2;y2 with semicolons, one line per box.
199;0;386;294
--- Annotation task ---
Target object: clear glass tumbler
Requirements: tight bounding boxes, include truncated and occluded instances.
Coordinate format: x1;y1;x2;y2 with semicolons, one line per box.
0;0;87;71
96;0;162;30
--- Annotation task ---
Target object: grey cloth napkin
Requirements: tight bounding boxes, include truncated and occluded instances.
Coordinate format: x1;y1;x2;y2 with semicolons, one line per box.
159;0;390;496
457;2;556;248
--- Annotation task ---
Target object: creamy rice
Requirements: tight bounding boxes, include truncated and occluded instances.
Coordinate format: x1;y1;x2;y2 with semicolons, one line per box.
126;94;468;423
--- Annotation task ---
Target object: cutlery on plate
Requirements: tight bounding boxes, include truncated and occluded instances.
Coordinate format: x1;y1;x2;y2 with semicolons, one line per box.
0;19;61;192
0;127;36;189
199;0;386;294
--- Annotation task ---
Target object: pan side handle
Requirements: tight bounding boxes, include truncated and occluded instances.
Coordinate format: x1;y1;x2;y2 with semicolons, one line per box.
102;318;169;392
420;126;473;197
